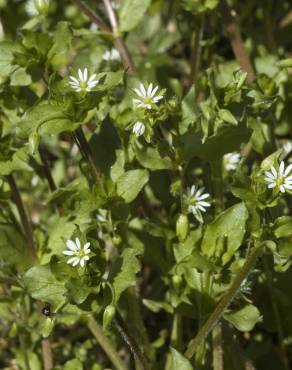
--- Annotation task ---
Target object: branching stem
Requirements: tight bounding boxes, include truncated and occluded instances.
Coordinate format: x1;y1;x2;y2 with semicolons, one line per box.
185;243;263;359
87;315;128;370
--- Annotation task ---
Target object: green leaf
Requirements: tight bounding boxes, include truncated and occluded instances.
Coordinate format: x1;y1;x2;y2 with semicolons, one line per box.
277;58;292;68
0;224;33;271
224;304;262;331
0;41;21;81
170;348;193;370
19;103;78;138
119;0;152;32
273;217;292;238
218;109;238;125
65;278;92;305
10;67;32;86
63;359;83;370
135;146;174;170
109;248;141;304
201;203;248;265
116;169;149;203
0;147;32;176
23;265;66;306
47;22;73;63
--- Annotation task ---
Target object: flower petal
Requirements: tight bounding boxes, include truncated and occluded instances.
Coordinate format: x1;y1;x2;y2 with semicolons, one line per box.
147;83;153;96
139;83;146;97
63;250;75;256
66;239;77;251
75;238;81;250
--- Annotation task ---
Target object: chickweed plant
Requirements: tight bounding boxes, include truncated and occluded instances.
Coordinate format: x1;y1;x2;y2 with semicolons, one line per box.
1;0;292;369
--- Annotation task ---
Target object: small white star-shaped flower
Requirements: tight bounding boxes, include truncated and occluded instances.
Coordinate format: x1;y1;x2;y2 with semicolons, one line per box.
185;185;211;223
283;141;292;155
102;48;120;61
63;237;91;267
264;161;292;193
132;121;145;137
69;68;99;92
223;152;240;171
133;83;163;110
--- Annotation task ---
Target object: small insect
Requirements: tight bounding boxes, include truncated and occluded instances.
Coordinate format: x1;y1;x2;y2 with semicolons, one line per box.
41;304;51;317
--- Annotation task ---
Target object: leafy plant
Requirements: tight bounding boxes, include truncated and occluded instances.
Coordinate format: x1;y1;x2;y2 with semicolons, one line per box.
1;0;292;369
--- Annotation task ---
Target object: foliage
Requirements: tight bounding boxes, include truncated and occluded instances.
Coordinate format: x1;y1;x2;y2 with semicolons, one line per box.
0;0;292;369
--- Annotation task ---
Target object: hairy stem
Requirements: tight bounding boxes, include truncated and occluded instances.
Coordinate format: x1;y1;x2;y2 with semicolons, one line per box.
7;175;53;369
220;0;255;83
71;0;111;32
102;0;136;75
6;175;37;260
87;315;128;370
187;16;204;91
185;243;263;359
210;160;224;369
212;323;223;370
126;287;150;353
115;311;149;370
73;126;104;189
39;147;57;192
263;257;289;370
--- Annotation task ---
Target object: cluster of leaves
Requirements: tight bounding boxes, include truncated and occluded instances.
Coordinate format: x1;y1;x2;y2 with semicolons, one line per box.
1;0;292;369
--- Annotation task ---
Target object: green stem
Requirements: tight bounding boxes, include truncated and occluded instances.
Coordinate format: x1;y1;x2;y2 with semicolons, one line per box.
212;323;223;370
114;311;149;370
19;334;31;370
185;243;263;359
262;256;289;370
210;159;224;369
6;174;37;261
7;175;54;369
73;127;105;193
171;313;183;351
187;15;204;92
126;287;150;352
210;160;224;215
87;315;128;370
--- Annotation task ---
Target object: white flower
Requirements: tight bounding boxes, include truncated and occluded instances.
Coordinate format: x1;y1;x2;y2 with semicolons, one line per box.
223;152;240;171
102;48;120;61
132;121;145;137
69;68;99;92
26;0;49;15
185;185;211;223
283;141;292;155
133;83;163;110
25;0;38;15
63;238;91;267
264;161;292;193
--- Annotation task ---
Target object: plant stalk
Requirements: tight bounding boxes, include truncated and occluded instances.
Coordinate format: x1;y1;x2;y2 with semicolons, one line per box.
210;159;224;369
87;315;128;370
187;16;204;91
7;174;54;369
185;243;263;359
262;256;289;370
102;0;136;75
220;0;255;83
115;311;149;370
6;175;37;261
212;323;223;370
73;127;104;189
71;0;111;32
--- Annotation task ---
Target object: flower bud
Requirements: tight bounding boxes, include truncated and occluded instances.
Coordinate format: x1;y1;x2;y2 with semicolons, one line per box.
34;0;50;15
176;214;189;241
29;132;40;155
103;305;116;330
112;235;122;246
41;317;55;338
172;274;183;290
